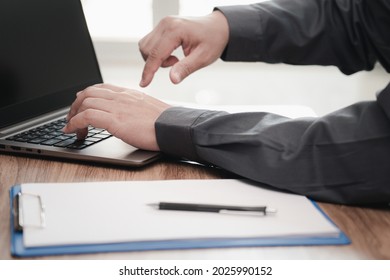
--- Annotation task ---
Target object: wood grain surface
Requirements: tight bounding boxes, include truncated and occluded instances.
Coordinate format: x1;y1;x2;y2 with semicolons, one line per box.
1;154;389;260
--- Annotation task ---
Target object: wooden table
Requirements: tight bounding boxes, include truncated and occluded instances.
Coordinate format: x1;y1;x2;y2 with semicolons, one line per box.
1;154;389;259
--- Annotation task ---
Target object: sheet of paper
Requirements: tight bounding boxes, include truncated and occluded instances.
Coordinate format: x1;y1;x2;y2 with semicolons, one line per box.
21;179;339;247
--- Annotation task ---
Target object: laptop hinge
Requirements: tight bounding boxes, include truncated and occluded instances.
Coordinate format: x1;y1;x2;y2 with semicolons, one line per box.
0;107;69;137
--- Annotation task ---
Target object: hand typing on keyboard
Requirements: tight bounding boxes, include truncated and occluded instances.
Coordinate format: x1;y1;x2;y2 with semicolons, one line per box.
7;118;113;150
63;84;171;151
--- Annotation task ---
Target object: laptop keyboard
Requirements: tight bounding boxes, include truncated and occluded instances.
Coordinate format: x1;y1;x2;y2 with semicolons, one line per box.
6;118;112;150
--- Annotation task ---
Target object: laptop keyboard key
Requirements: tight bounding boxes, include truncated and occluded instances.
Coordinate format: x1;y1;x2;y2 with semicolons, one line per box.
54;138;78;148
41;139;63;146
55;135;72;141
28;138;47;144
67;140;94;149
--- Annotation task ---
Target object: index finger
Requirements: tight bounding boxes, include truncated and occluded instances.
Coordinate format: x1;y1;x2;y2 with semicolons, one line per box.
139;37;181;87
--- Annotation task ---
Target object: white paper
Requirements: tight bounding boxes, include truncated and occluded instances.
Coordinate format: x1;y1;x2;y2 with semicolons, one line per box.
21;179;339;247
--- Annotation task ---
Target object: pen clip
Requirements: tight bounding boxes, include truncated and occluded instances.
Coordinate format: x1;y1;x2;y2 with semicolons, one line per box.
219;209;266;216
219;207;277;216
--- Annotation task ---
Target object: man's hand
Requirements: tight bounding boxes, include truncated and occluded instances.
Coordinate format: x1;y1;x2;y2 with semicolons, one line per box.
63;84;171;151
139;11;229;87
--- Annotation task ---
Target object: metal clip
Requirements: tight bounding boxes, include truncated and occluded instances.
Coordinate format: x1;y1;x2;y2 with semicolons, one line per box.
13;192;46;232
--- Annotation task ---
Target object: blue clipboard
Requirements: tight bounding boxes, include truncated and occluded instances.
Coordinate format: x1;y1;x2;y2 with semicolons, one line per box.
10;185;350;257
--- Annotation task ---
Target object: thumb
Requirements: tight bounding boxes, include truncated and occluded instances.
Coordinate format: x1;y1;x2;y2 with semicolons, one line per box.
170;51;203;84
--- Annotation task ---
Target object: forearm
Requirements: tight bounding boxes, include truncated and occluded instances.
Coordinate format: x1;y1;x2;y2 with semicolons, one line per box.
156;86;390;205
217;0;390;74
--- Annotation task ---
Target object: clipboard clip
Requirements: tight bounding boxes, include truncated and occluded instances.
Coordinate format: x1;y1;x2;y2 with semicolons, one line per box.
13;192;46;232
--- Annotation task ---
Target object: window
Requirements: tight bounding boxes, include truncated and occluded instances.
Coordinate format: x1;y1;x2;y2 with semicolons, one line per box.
179;0;262;16
81;0;263;62
81;0;263;42
81;0;153;41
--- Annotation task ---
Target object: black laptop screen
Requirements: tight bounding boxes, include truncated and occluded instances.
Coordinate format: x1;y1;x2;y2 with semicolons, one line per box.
0;0;102;128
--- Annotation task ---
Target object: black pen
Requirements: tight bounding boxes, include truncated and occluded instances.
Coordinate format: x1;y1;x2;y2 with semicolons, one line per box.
148;202;277;216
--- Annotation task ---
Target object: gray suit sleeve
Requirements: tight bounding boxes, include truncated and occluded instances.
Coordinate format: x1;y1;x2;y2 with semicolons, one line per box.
216;0;390;74
156;84;390;206
155;0;390;205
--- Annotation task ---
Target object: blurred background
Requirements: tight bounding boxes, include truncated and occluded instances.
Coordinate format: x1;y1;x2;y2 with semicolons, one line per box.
81;0;389;116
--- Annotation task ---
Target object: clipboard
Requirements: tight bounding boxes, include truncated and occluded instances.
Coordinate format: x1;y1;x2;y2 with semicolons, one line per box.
9;181;350;257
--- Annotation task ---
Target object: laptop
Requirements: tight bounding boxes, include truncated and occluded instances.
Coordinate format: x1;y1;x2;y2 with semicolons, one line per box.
0;0;160;167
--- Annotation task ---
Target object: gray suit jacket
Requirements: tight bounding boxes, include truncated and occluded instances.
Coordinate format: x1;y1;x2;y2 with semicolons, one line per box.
155;0;390;206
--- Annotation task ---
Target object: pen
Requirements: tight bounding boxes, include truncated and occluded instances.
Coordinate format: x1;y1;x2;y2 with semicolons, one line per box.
148;202;277;216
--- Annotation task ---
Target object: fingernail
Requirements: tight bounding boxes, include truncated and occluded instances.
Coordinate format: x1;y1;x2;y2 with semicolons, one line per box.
62;125;68;133
172;72;181;84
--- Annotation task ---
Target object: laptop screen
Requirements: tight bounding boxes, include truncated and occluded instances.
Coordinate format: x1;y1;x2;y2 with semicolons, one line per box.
0;0;102;128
